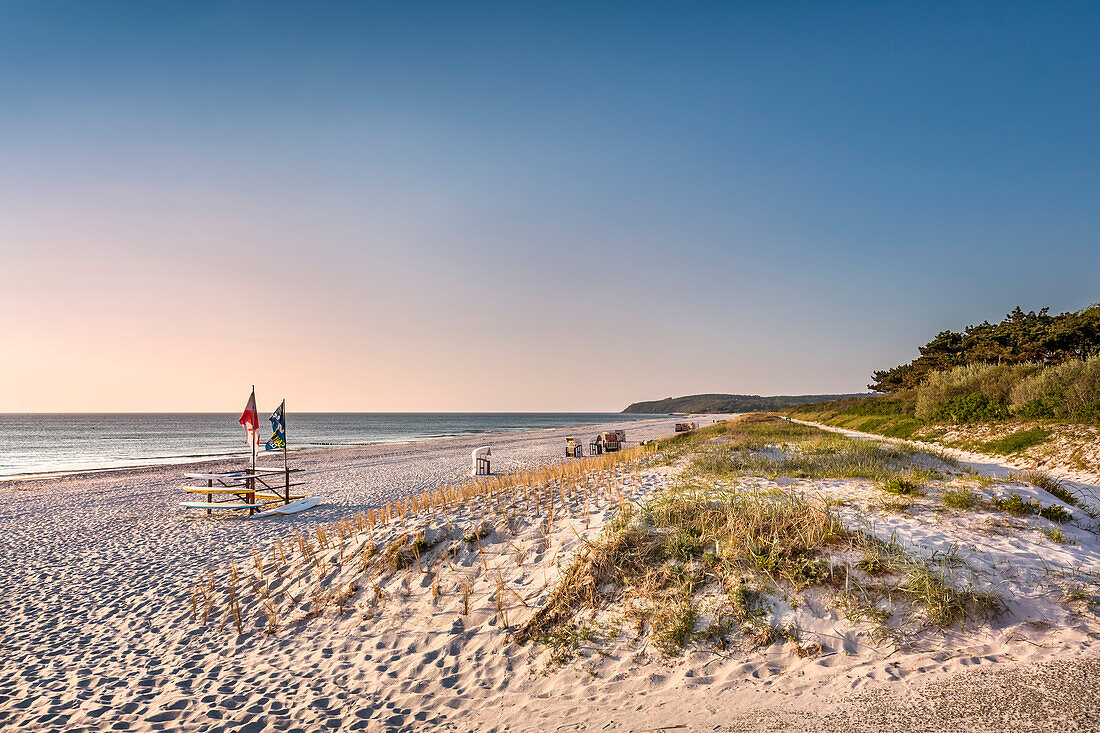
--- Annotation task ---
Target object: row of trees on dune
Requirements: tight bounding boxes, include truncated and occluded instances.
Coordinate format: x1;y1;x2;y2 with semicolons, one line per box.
870;305;1100;393
868;304;1100;424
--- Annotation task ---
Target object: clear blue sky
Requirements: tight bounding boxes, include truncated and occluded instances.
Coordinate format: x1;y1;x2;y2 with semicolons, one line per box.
1;1;1097;411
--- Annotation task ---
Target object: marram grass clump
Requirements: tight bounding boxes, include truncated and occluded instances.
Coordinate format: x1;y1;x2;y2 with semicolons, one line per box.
941;486;981;510
515;487;849;653
880;477;924;496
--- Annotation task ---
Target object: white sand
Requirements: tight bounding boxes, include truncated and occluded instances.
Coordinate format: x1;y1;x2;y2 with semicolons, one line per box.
2;414;1099;732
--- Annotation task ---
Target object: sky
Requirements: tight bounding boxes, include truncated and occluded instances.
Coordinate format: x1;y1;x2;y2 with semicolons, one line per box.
1;1;1098;412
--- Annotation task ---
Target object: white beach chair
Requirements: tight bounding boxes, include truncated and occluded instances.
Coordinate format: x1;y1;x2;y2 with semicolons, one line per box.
471;446;492;476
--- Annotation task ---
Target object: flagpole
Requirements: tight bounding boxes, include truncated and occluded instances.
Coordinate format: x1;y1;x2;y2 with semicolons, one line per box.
250;385;257;475
282;400;290;505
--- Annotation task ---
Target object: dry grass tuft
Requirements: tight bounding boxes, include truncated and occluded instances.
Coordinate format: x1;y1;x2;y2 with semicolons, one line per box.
262;600;281;635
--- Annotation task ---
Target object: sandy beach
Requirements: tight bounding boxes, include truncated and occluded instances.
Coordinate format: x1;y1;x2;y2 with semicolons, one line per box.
0;416;712;731
3;413;1100;732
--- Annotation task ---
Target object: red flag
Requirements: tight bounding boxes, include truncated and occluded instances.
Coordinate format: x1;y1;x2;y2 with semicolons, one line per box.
239;389;259;446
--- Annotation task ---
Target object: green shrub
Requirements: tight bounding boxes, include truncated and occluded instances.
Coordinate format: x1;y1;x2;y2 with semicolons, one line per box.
996;493;1037;516
845;397;912;417
915;363;1042;420
886;352;1100;425
931;393;1012;423
881;477;923;495
1039;504;1072;523
1009;356;1100;422
1015;399;1057;420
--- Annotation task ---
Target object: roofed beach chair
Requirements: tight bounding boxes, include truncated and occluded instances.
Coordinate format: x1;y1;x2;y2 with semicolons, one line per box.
471;446;492;476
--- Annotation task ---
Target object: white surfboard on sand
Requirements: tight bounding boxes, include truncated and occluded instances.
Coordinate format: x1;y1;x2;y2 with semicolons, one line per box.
251;496;323;519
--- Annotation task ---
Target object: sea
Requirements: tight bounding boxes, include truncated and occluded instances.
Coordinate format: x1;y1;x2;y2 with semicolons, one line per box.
0;413;659;480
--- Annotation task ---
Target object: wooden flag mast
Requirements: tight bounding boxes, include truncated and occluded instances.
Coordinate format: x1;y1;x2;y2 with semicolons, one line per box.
250;385;257;474
248;385;257;506
282;400;290;505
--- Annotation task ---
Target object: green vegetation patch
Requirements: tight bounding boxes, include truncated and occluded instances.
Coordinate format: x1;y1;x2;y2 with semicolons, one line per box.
941;486;981;510
880;477;924;496
786;396;925;439
690;419;946;484
1017;471;1080;507
994;492;1072;523
931;394;1012;423
981;427;1050;455
995;493;1035;516
1043;527;1074;545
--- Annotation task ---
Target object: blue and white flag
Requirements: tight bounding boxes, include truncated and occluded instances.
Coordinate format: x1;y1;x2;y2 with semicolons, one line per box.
265;400;286;451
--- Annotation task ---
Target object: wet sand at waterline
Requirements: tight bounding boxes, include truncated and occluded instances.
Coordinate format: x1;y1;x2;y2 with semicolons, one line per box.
1;414;1099;732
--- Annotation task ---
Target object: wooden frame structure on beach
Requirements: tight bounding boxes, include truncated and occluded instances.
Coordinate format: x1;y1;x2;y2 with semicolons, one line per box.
180;394;307;516
181;467;306;516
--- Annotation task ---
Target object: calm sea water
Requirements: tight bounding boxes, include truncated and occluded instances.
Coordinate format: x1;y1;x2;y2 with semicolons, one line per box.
0;413;658;479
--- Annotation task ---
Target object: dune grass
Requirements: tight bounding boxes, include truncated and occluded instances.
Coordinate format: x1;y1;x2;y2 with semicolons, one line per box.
1016;470;1080;507
515;485;852;653
688;414;952;484
1043;527;1074;545
190;438;662;637
517;477;998;656
941;486;981;510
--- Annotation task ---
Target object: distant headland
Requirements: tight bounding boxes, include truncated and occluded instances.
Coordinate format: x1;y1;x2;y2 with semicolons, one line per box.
621;393;867;414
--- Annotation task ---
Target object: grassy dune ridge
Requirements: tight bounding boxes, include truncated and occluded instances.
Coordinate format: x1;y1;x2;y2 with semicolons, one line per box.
189;415;1098;668
522;416;1001;658
787;304;1100;466
785;394;1100;475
